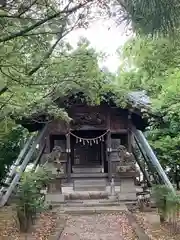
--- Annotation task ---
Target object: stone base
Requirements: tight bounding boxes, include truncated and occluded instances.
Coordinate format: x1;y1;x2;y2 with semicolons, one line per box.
45;193;65;204
119;178;137;201
121;178;136;193
108;195;117;201
118;192;137;201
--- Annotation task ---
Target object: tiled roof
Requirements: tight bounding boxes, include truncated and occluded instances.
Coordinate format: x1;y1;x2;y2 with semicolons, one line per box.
127;90;151;108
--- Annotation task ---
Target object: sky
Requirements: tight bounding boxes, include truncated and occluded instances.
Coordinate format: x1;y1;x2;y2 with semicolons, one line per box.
66;19;132;73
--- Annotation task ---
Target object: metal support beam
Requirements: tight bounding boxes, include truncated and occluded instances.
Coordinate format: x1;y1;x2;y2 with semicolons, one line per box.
133;129;174;192
0;135;35;194
33;142;46;172
134;137;160;184
132;147;151;187
0;125;48;207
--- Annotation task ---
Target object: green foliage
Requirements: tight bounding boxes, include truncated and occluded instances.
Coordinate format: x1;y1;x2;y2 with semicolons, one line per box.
116;0;180;35
0;0;110;120
0;119;27;183
16;167;52;232
152;185;180;223
1;0;179;122
17;167;51;212
0;37;132;123
117;35;180;184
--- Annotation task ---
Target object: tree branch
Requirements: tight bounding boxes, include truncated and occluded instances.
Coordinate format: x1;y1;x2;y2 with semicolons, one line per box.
27;14;81;76
0;1;91;43
0;93;13;111
0;86;8;96
28;34;64;76
17;0;38;17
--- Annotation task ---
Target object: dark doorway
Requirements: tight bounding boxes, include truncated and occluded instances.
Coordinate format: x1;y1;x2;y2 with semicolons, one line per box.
70;130;107;173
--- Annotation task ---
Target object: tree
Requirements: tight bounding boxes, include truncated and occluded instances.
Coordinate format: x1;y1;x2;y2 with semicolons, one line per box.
115;0;180;35
116;34;180;189
0;0;108;113
0;38;117;124
1;0;180;121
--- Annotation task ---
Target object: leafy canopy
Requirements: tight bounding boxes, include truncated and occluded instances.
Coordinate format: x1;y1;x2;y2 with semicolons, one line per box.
117;34;180;176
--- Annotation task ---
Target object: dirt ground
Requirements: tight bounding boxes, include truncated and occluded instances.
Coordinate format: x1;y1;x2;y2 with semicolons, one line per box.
134;210;180;240
59;213;137;240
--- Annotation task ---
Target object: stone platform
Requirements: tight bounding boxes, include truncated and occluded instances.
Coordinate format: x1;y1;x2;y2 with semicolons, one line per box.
45;177;137;206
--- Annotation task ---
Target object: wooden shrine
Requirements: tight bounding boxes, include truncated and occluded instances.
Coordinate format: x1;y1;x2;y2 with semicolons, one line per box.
19;92;148;184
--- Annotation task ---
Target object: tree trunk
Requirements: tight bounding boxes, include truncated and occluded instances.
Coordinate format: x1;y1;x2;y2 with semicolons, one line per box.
17;209;32;232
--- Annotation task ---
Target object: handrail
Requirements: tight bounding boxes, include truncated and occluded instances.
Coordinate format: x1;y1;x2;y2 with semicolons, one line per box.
133;129;174;192
0;125;48;207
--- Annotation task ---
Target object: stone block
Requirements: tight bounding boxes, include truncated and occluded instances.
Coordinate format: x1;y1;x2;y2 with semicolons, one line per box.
144;212;160;227
73;179;106;191
45;193;65;203
118;192;137;201
108;195;117;201
120;178;136;193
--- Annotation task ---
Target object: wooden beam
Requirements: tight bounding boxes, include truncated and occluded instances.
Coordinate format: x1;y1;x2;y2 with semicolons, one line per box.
107;131;112;180
107;111;112;181
66;133;71;182
128;113;132;152
111;129;128;134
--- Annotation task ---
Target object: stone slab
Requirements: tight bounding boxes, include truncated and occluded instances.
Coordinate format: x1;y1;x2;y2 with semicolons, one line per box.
72;166;102;173
118;192;137;201
62;205;128;214
45;193;65;203
120;178;136;193
73;179;106;191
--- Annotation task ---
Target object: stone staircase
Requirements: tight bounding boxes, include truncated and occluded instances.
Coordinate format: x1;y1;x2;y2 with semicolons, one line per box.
73;178;107;191
45;176;138;215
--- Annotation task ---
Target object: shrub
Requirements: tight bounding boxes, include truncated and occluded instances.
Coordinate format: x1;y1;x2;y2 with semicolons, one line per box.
152;185;180;226
16;167;52;232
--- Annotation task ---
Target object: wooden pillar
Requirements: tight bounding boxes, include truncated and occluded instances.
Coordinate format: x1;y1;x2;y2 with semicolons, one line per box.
128;112;132;152
106;111;112;181
101;141;104;173
66;133;71;182
107;131;112;181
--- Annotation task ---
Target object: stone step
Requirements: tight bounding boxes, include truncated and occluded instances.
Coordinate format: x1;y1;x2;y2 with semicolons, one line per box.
70;173;108;178
74;179;107;184
64;191;109;200
63;200;120;207
72;165;102;173
73;179;107;191
57;205;128;215
118;192;137;201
